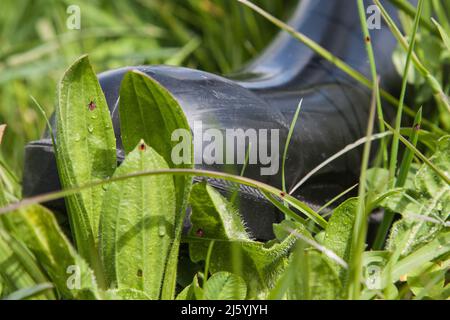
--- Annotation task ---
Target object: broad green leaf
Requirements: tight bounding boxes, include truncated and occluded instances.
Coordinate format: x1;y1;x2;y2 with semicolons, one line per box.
204;272;247;300
55;55;116;263
2;205;101;299
385;136;450;256
118;70;193;215
119;70;193;298
188;182;305;299
99;141;176;299
0;230;55;300
323;198;357;280
279;249;342;300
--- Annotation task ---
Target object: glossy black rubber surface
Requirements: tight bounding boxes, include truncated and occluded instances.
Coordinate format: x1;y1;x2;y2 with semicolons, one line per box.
23;0;400;240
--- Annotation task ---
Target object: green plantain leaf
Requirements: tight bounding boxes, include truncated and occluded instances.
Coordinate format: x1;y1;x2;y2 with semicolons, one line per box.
188;182;305;299
55;55;116;264
0;230;55;300
323;198;357;281
118;70;193;298
2;205;101;299
99;141;176;299
204;272;247;300
384;136;450;256
118;70;192;216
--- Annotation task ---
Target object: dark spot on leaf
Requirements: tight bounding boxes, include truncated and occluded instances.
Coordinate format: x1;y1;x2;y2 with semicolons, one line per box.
88;100;96;111
196;228;204;237
280;191;286;197
139;143;146;151
365;36;371;43
413;123;421;131
137;269;143;277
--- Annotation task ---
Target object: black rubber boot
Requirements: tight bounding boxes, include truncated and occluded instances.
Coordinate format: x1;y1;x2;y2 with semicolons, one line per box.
23;0;400;240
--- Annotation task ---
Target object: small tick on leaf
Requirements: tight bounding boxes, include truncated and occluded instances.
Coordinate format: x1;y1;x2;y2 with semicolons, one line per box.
280;191;286;198
196;228;204;237
139;143;146;151
88;100;96;111
365;36;371;43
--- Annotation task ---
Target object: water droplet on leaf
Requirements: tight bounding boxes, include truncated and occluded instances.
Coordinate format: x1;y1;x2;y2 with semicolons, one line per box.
158;224;166;237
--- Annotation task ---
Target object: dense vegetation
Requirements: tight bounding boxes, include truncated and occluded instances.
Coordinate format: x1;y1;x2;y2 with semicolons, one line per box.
0;0;448;300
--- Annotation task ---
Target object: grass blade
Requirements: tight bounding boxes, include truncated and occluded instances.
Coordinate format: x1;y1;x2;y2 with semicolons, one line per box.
282;99;302;193
290;132;392;194
357;0;387;167
389;0;438;36
0;168;327;229
372;0;426;251
347;78;378;300
388;0;424;187
373;108;423;250
396;108;423;187
3;283;53;300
